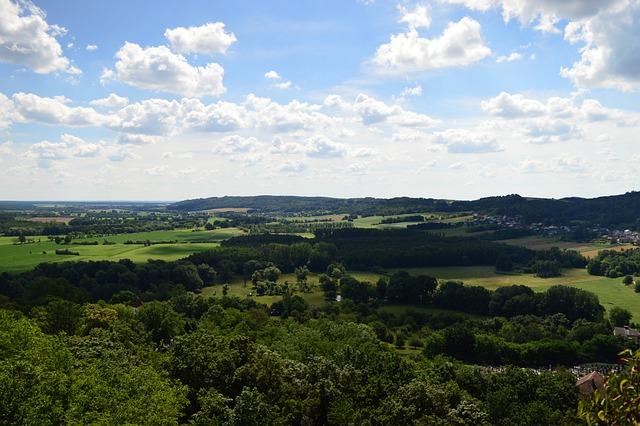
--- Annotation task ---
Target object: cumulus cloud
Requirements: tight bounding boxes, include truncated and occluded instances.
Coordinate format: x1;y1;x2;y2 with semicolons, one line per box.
0;0;77;74
444;0;640;90
482;92;546;118
264;70;280;80
109;98;182;136
442;0;621;31
90;93;129;108
165;22;236;55
23;133;102;168
0;93;16;129
12;93;104;126
105;42;226;97
263;70;293;89
496;52;523;63
432;129;503;153
246;94;325;132
524;119;575;144
212;135;260;155
328;93;438;127
181;98;248;131
115;133;163;145
86;44;98;51
305;135;349;158
398;4;431;29
373;17;491;73
560;4;640;91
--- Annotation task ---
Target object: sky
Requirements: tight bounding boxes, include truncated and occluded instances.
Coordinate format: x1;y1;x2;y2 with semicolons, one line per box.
1;0;640;201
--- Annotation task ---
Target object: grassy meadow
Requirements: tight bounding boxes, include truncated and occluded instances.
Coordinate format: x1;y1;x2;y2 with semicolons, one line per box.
0;228;243;273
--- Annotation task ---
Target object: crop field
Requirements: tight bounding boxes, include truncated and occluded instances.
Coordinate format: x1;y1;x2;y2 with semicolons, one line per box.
0;228;243;273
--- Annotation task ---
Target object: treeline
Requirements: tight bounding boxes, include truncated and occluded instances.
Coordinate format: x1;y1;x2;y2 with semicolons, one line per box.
331;272;604;322
0;259;217;310
587;248;640;278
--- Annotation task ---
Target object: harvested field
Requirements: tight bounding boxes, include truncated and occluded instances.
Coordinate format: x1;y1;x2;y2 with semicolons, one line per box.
25;217;74;224
203;208;251;213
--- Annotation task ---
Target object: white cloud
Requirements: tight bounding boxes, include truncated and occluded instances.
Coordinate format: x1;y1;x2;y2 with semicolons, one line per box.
23;134;102;168
305;135;349;158
246;94;325;132
0;93;16;129
523;119;575;144
401;85;423;96
12;92;104;126
164;22;236;55
106;42;226;97
496;52;523;63
109;98;182;136
332;93;438;127
213;135;261;155
432;129;503;153
180;98;248;132
442;0;622;32
398;4;431;29
445;0;640;90
560;4;640;91
86;44;98;51
90;93;129;108
263;70;294;90
274;81;293;89
373;17;491;73
482;92;546;118
115;133;163;145
0;0;76;74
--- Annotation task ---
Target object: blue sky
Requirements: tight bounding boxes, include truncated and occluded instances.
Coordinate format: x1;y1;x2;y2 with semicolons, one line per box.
1;0;639;201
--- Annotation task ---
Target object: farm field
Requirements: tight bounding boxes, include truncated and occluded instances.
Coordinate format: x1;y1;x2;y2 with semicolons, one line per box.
0;228;243;273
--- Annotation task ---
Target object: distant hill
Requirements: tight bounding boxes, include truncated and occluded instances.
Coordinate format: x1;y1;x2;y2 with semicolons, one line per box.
0;201;37;210
167;195;451;216
168;192;640;229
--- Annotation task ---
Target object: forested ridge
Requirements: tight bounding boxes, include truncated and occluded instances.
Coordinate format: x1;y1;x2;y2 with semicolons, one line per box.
168;191;640;228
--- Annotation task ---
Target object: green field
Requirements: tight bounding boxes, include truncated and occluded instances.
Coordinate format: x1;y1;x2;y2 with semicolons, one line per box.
0;228;243;273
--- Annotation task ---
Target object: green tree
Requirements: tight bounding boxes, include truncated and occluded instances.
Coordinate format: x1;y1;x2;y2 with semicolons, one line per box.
579;349;640;425
608;306;633;327
0;310;72;425
136;301;185;344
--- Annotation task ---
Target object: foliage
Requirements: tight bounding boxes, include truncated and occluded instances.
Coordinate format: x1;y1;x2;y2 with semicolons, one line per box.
579;349;640;425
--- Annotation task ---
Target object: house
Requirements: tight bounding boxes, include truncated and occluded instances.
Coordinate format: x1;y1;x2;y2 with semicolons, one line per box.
576;371;605;397
613;326;640;341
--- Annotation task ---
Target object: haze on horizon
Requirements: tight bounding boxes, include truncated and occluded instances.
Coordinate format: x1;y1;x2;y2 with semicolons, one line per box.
1;0;639;202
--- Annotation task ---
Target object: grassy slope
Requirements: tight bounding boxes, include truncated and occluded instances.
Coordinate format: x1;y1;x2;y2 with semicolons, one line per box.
0;228;243;273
